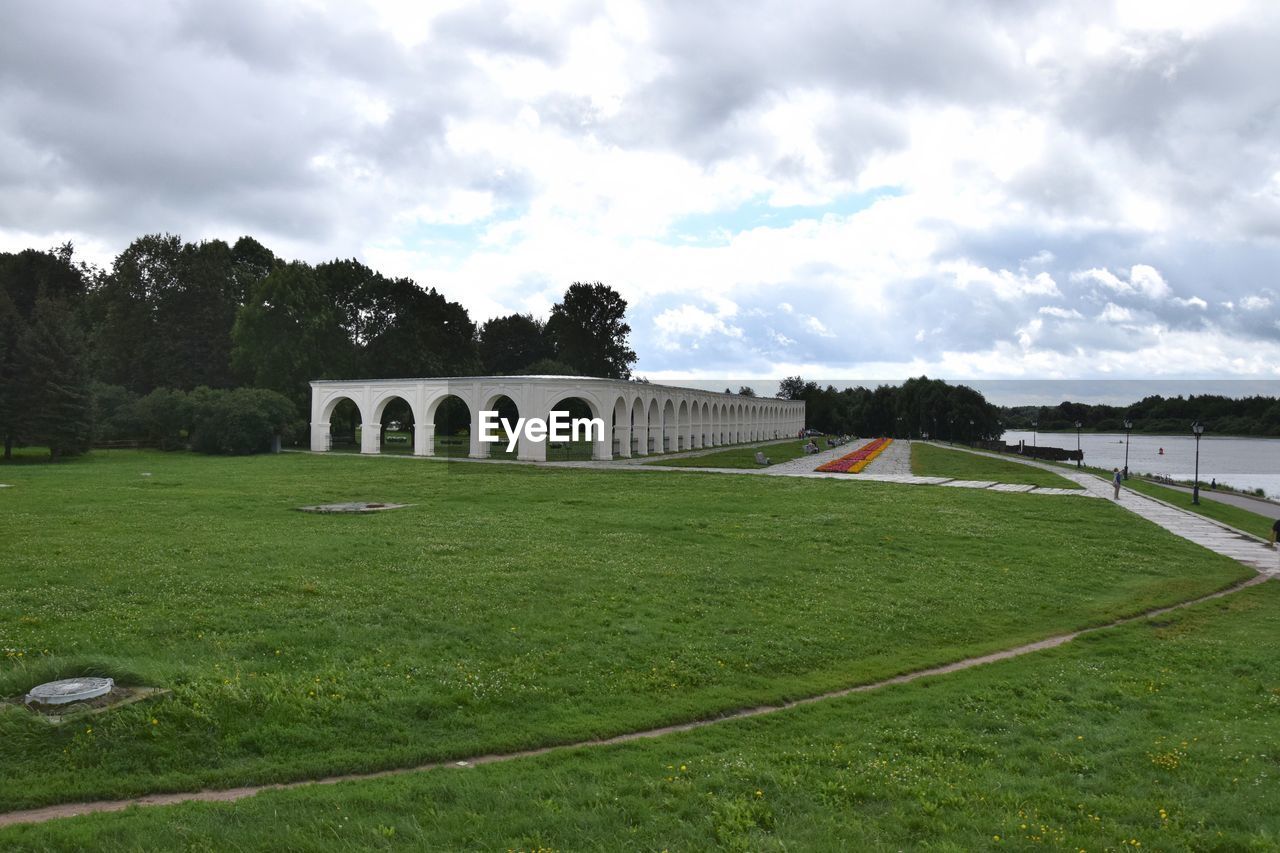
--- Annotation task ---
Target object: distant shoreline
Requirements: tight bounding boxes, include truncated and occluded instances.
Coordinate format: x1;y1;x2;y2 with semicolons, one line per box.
1004;430;1280;441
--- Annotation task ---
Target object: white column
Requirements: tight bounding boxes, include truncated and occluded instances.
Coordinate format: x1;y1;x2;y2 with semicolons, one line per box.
414;424;435;456
614;423;631;458
592;427;612;461
469;407;489;459
310;422;330;452
518;431;547;462
360;423;381;454
632;421;646;456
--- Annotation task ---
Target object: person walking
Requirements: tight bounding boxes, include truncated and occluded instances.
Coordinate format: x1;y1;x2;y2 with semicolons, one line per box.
1269;516;1279;549
1112;467;1122;500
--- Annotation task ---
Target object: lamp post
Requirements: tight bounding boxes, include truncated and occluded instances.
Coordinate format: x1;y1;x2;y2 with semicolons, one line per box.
1192;421;1204;504
1031;420;1037;447
1074;420;1082;467
1123;418;1133;480
969;418;975;446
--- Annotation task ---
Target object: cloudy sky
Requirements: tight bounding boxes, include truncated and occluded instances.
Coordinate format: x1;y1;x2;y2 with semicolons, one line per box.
2;0;1279;380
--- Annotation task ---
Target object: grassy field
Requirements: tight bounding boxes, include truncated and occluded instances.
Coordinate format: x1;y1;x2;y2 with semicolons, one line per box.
644;438;817;468
0;451;1250;813
4;579;1276;849
911;443;1082;489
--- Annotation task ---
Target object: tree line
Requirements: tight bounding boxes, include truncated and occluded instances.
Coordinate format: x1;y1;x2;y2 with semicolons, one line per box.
776;376;1002;442
999;395;1280;437
0;235;636;459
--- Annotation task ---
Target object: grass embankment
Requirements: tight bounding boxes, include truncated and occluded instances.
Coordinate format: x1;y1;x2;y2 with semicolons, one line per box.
645;438;816;468
5;581;1277;849
1126;479;1277;540
0;451;1249;810
911;443;1082;489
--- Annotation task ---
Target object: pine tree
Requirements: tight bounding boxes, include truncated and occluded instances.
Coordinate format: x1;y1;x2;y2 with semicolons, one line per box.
19;297;93;460
0;289;18;459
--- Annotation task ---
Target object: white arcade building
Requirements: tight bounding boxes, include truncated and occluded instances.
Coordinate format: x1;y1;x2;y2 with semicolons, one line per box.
310;376;806;462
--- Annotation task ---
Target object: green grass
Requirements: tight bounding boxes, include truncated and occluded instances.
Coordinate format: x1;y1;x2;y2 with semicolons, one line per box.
5;579;1277;850
1125;479;1277;540
911;443;1082;489
645;438;817;468
0;451;1250;812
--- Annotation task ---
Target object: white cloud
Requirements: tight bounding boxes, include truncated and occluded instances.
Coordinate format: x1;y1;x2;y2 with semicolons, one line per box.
1100;302;1135;322
653;304;742;350
805;316;836;338
1038;306;1084;319
1128;264;1171;300
1240;295;1273;311
940;259;1061;301
1071;264;1170;300
1073;267;1128;292
1173;296;1208;309
769;330;796;347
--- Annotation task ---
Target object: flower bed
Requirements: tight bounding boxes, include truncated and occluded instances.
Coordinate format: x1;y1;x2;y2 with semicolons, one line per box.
815;437;893;474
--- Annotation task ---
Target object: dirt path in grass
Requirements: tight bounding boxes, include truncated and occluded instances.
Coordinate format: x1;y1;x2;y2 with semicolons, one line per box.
1;573;1272;830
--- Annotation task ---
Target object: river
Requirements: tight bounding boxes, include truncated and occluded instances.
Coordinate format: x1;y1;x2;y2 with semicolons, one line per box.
999;430;1280;498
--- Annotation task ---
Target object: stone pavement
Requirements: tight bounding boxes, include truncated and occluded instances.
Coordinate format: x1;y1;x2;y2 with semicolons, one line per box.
764;440;860;475
859;437;912;475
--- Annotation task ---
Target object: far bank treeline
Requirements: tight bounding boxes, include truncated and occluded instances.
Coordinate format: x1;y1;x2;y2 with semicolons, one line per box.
0;236;636;459
775;376;1002;442
999;397;1280;437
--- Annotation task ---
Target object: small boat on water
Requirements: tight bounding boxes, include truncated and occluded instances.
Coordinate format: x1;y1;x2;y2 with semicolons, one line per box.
1158;447;1164;455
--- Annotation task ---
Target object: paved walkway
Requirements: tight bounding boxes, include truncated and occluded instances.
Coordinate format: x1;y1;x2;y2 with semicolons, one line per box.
860;437;912;475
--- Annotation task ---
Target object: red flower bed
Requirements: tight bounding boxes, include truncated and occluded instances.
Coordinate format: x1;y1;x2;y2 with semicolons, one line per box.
815;437;892;473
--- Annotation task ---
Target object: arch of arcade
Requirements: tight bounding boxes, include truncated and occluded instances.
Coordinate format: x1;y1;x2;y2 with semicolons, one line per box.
310;376;806;463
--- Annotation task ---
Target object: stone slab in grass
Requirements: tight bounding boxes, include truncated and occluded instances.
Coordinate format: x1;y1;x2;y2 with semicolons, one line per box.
295;502;412;513
939;480;997;489
988;483;1036;493
5;686;169;725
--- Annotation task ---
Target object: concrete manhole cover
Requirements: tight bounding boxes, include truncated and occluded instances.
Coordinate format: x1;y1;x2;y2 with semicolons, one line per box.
25;677;115;705
296;502;411;513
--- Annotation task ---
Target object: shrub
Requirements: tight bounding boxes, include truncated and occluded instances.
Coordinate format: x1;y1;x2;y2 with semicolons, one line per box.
189;388;299;455
134;388;195;450
90;383;143;442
